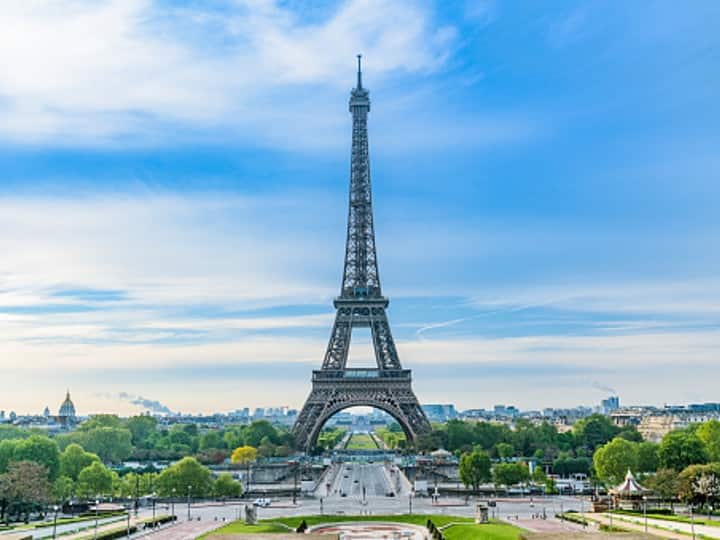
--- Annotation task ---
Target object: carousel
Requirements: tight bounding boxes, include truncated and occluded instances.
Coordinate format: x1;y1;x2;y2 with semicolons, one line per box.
610;469;653;511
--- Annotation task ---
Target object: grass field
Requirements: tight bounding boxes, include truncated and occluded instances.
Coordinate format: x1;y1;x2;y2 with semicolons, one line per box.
344;432;379;450
204;514;522;540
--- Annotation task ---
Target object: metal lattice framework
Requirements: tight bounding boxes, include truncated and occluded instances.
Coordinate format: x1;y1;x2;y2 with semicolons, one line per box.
293;57;431;451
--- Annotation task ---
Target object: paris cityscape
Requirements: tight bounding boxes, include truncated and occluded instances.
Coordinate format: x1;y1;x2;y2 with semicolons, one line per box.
2;2;719;540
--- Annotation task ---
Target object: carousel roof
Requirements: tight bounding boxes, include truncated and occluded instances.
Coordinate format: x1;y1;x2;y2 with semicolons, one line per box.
611;469;651;496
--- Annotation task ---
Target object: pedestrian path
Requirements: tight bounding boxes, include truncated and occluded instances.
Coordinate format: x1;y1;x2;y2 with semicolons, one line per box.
137;520;222;540
591;512;720;539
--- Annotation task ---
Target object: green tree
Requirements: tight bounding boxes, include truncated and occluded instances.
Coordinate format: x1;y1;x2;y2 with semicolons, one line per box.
593;437;638;485
416;430;448;452
616;426;643;443
496;442;514;460
200;431;225;451
678;463;720;512
0;461;51;522
77;461;114;498
156;457;213;498
80;428;133;464
118;472;157;499
52;476;75;503
659;429;708;471
459;450;491;492
636;441;659;473
213;473;242;498
447;420;475;451
79;415;124;431
552;456;591;477
532;466;547;484
0;440;19;474
492;462;530;488
13;435;61;480
59;444;101;481
697;420;720;462
0;426;30;442
645;468;679;507
243;421;278;447
126;416;158;448
574;414;619;451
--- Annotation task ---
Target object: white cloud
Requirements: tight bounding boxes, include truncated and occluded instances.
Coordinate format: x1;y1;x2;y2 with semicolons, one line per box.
0;0;456;146
470;280;720;316
0;192;337;307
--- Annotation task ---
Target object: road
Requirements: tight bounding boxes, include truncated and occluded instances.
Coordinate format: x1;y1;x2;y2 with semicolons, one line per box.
331;463;394;499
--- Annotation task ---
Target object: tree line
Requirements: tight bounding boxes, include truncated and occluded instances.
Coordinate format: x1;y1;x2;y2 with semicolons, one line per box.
453;416;720;513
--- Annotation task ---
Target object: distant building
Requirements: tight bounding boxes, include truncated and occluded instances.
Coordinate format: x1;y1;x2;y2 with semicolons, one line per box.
601;396;620;414
422;404;457;422
58;390;77;421
43;406;50;418
493;404;519;418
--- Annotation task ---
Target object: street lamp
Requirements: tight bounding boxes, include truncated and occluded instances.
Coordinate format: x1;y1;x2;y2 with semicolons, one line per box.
289;460;298;505
125;503;131;539
51;505;59;539
93;498;100;540
690;504;696;540
134;474;140;517
187;485;192;521
642;495;648;533
171;488;176;523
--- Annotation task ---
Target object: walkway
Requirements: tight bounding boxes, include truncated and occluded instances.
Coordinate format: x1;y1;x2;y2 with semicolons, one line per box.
136;520;223;540
591;512;720;539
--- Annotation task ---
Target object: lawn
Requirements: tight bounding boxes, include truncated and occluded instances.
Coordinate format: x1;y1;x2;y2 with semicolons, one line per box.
198;521;291;538
345;433;378;450
444;523;521;540
206;514;522;540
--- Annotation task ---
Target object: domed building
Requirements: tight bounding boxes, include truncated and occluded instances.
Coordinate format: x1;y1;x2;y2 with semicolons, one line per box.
58;390;77;420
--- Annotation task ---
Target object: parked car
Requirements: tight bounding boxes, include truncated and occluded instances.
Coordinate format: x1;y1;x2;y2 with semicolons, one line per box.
253;498;271;507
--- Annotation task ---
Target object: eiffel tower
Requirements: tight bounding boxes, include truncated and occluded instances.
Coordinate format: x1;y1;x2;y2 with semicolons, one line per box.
293;56;431;451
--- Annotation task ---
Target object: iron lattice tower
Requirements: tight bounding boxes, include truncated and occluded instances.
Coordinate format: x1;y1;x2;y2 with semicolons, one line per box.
293;57;431;451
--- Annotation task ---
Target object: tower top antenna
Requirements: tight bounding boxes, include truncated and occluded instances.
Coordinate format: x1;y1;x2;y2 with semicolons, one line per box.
356;54;362;89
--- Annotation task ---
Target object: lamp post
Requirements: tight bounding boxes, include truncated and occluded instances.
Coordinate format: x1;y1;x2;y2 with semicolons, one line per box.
134;474;139;517
126;504;131;539
643;495;648;534
320;497;324;515
187;485;192;521
608;496;613;531
51;505;59;539
151;492;156;528
93;498;100;540
290;460;298;505
171;488;176;523
690;504;696;540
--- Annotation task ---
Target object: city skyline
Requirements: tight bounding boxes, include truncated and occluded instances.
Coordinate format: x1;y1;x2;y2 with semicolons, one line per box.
2;1;719;415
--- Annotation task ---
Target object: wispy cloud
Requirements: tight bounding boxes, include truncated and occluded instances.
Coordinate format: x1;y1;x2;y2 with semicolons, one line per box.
0;0;456;147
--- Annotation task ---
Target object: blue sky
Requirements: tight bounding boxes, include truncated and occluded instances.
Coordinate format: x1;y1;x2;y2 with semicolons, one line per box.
1;0;719;415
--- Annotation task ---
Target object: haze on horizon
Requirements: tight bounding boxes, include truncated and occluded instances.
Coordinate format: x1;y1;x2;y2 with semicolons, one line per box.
1;1;719;417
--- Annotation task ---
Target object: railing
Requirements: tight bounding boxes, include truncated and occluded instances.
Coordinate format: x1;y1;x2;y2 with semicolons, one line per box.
313;369;411;381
